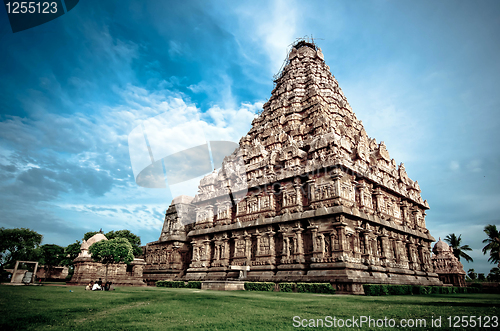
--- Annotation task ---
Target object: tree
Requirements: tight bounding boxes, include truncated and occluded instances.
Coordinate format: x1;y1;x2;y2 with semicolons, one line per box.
60;240;81;269
482;224;500;266
444;233;473;262
467;269;477;280
38;244;65;281
88;238;134;283
83;230;142;257
59;240;81;280
0;228;43;269
487;267;500;282
105;230;142;257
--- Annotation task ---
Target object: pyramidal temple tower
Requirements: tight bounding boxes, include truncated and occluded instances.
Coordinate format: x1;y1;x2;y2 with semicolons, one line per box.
145;40;442;293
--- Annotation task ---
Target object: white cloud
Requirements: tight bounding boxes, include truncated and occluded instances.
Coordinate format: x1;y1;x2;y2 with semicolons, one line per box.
232;0;299;74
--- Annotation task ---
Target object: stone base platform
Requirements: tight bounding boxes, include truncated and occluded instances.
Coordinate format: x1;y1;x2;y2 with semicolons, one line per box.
201;280;245;291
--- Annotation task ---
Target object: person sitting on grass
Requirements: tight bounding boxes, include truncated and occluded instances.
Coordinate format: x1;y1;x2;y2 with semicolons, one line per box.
104;282;115;291
92;281;101;291
85;281;94;291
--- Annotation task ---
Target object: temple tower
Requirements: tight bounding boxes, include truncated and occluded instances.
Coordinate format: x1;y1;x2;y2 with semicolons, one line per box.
153;40;442;293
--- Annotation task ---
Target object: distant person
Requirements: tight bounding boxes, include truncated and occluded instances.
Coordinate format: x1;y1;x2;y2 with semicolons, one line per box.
92;281;101;291
85;281;93;291
97;278;103;288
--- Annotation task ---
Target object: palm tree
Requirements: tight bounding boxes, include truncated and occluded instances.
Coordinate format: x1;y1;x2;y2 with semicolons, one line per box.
482;224;500;266
467;268;477;280
444;233;473;262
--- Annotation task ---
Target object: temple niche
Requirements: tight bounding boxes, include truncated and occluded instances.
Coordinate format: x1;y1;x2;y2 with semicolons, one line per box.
431;238;466;287
144;40;451;293
68;233;146;286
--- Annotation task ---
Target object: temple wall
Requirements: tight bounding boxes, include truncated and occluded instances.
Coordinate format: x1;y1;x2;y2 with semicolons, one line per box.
182;168;440;292
68;258;146;286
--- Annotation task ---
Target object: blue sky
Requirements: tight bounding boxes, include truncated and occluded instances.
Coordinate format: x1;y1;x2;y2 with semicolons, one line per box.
0;0;499;274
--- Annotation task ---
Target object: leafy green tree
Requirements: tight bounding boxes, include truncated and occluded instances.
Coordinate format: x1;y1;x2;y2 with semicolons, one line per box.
60;240;81;278
0;228;43;269
38;244;65;281
83;230;142;257
482;224;500;266
105;230;142;257
444;233;473;262
61;241;81;265
487;267;500;282
88;238;134;283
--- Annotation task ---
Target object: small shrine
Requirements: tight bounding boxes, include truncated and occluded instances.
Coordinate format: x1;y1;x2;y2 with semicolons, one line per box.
431;238;466;287
68;233;146;286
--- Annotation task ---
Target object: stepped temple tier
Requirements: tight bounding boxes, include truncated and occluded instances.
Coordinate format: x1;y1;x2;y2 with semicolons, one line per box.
144;40;446;293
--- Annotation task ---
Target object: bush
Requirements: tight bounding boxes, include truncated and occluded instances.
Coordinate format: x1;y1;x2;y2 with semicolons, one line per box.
363;284;379;296
244;282;275;291
388;285;412;295
412;285;431;295
430;286;441;294
296;283;335;294
156;280;186;288
186;281;202;289
279;283;295;292
364;284;478;296
363;284;387;296
470;283;483;292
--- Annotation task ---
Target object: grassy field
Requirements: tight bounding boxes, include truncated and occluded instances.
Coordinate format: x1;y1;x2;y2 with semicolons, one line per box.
0;284;499;330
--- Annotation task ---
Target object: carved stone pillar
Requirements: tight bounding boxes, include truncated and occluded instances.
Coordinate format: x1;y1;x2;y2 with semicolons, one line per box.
293;179;303;211
310;226;319;252
330;230;338;255
374;188;384;214
356;182;366;207
256;231;262;256
380;233;391;262
202;238;211;267
362;231;372;257
295;225;305;263
282;236;290;262
353;227;363;259
411;208;419;229
222;237;229;261
307;179;315;201
393;236;402;263
331;168;343;199
332;217;347;260
417;241;431;272
400;201;409;227
244;232;252;264
407;239;419;270
267;229;276;265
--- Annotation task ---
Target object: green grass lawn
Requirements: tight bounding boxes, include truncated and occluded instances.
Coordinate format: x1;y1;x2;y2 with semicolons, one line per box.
0;285;499;330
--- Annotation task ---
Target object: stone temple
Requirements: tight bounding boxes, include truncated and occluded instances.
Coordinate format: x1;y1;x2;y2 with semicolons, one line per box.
143;40;446;294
